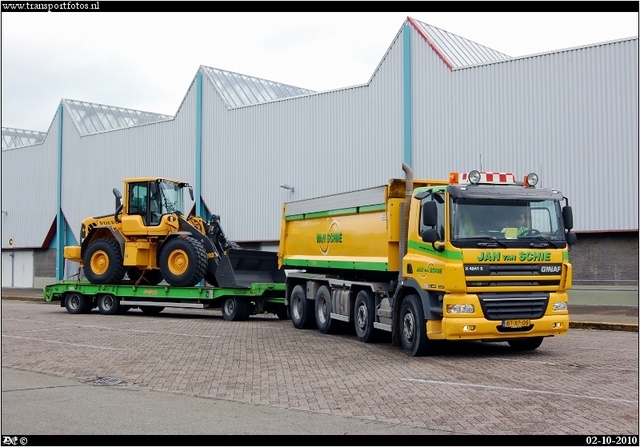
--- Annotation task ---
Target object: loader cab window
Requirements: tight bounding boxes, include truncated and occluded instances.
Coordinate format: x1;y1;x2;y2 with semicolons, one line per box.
128;182;157;226
156;180;186;216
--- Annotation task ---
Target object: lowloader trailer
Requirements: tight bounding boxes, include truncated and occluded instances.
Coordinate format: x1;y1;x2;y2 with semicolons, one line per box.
279;164;577;356
44;280;287;321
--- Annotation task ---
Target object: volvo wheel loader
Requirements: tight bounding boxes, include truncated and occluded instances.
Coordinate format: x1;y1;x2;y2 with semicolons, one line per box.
63;177;284;288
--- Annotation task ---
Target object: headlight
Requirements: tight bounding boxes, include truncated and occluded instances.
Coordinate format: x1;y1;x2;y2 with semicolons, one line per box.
446;304;475;314
553;302;568;311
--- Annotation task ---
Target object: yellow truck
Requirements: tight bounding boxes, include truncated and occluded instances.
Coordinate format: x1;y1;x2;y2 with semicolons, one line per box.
278;164;577;356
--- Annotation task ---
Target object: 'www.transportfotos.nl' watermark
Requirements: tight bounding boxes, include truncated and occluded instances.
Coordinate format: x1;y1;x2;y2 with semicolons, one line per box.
1;1;100;11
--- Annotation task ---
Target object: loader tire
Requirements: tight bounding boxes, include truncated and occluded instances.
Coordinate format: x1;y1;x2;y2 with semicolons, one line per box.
83;238;126;285
158;236;207;287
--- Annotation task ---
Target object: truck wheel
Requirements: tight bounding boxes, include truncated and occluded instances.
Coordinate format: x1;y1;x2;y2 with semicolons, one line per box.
65;292;92;314
140;306;164;315
508;337;544;351
290;284;315;329
315;285;335;334
97;293;120;315
400;294;433;357
83;239;126;285
158;237;207;287
222;297;246;321
128;267;164;285
354;289;378;343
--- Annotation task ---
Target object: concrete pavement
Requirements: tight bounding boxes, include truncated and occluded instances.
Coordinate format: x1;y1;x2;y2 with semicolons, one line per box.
2;286;637;331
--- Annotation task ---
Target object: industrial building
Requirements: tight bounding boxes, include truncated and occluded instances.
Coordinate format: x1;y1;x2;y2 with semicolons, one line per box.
2;17;638;289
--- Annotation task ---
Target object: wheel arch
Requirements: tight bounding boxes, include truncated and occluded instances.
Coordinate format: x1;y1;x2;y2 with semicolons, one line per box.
81;227;125;260
391;278;441;345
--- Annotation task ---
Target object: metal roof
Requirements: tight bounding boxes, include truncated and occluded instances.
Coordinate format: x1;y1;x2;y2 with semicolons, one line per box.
202;66;315;107
409;17;512;69
64;99;173;136
1;127;47;149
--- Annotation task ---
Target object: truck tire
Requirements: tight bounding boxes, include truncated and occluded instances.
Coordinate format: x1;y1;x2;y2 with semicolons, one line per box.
97;293;120;315
354;289;377;343
83;238;126;285
399;294;435;357
158;237;207;287
65;292;92;314
315;285;335;334
290;284;315;329
128;267;164;285
222;297;246;321
508;337;544;351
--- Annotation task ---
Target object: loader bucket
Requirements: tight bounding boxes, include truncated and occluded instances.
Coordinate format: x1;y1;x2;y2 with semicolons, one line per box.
214;249;285;288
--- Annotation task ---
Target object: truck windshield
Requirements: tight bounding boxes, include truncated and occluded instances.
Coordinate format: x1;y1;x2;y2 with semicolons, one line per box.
450;198;567;245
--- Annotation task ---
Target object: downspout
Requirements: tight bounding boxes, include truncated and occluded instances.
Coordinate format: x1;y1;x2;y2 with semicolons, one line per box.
402;22;412;168
56;103;64;281
195;69;203;218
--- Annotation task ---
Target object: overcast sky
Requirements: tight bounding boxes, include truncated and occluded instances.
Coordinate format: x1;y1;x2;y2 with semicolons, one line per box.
1;9;638;132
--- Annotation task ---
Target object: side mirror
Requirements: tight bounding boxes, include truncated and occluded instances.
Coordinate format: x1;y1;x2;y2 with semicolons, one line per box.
421;229;445;252
421;228;439;243
562;205;573;231
189;186;194;201
566;232;577;245
422;201;438;227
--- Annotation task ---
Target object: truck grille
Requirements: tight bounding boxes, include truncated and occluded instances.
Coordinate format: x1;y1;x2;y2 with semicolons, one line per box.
478;293;549;320
464;263;562;288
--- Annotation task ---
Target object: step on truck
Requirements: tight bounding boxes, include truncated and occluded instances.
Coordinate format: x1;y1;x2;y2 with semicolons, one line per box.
278;164;577;356
48;176;287;320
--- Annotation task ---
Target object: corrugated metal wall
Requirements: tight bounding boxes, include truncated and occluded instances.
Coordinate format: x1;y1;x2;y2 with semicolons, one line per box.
1;113;58;248
1;25;637;257
201;38;406;242
411;28;638;232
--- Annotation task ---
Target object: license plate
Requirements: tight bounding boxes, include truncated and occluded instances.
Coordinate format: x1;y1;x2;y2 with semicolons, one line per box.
504;319;530;328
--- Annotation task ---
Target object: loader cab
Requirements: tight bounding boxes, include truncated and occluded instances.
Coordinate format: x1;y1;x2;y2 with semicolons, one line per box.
125;178;190;227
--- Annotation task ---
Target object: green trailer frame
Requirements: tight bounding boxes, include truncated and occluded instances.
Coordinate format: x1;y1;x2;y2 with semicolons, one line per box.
44;280;288;321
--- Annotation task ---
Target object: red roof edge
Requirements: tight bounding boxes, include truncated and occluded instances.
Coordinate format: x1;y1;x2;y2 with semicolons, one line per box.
407;17;454;71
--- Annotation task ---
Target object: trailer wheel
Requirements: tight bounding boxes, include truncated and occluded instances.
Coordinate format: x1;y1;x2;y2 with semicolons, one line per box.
399;294;434;357
97;293;120;315
158;237;207;287
83;238;126;285
222;297;246;321
508;337;544;351
65;292;92;314
140;306;164;315
354;289;378;343
290;284;315;329
315;285;335;334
